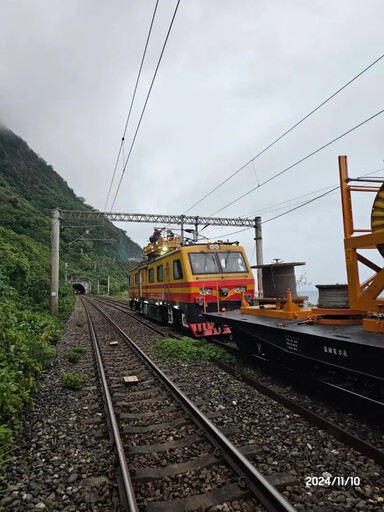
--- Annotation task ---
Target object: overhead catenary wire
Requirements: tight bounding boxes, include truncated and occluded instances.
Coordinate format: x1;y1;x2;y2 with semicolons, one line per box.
209;166;384;239
242;165;384;218
201;166;384;239
104;0;160;211
110;0;182;211
182;53;384;215
209;108;384;216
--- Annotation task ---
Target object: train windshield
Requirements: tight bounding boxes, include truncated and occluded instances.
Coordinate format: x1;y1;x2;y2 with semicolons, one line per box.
218;252;247;273
189;252;220;274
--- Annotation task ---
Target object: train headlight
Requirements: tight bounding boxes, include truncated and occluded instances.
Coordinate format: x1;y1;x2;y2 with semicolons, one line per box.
199;288;212;295
208;243;220;250
235;286;247;293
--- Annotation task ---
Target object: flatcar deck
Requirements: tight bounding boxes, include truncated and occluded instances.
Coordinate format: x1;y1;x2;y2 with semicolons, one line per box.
205;310;384;380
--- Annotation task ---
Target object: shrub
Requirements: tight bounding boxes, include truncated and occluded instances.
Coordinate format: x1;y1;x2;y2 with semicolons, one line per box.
0;425;12;481
66;347;85;363
0;304;59;425
154;336;235;364
62;373;88;390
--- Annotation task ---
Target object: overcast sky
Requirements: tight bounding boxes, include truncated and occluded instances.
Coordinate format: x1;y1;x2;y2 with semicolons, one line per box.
1;0;383;290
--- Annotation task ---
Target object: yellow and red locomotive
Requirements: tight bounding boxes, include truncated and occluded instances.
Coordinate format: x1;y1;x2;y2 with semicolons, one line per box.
128;234;255;337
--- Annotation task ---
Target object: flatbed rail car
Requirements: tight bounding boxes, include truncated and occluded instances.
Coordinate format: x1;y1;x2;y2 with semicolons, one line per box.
207;156;384;383
204;310;384;381
128;239;255;337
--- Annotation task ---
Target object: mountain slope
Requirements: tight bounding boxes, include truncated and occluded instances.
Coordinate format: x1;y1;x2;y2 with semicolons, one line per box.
0;125;142;260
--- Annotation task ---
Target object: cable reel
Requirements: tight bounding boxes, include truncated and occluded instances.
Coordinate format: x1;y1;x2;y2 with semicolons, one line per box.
371;182;384;257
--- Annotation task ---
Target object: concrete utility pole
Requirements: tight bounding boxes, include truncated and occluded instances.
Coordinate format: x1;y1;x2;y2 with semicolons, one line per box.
254;217;263;298
50;208;61;315
97;279;100;294
107;275;110;296
64;262;68;286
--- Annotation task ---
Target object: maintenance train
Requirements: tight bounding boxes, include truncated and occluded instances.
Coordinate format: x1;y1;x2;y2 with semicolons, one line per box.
128;237;254;337
128;156;384;383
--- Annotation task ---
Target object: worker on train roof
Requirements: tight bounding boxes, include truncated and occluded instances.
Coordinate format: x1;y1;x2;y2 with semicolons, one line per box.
149;228;161;243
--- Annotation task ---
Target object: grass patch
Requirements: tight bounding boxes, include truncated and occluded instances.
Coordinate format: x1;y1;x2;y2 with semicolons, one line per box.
61;373;88;391
154;336;236;364
66;347;85;363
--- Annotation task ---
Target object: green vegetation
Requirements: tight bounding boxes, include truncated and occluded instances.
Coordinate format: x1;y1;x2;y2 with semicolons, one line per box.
0;303;60;479
0;124;142;478
61;373;88;391
155;336;236;364
66;347;85;363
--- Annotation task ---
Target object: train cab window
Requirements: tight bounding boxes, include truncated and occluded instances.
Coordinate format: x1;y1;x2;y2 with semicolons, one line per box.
173;259;183;280
189;252;219;274
157;265;163;282
129;275;132;285
135;273;139;285
218;252;247;273
148;268;155;283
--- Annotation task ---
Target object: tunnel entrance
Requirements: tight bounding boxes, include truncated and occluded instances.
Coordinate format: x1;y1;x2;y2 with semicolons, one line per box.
73;283;86;295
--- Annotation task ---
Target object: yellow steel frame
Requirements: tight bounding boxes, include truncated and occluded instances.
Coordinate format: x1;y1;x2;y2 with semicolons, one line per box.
339;156;384;322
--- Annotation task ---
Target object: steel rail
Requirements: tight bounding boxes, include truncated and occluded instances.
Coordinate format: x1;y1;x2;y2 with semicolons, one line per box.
90;298;384;467
214;359;384;467
91;296;178;338
82;299;139;512
84;297;295;512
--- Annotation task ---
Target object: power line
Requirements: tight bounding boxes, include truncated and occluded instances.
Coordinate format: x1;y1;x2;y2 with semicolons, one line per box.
241;185;338;217
262;186;340;224
182;53;384;215
210;108;384;216
207;166;384;238
111;0;182;210
104;0;160;211
242;166;384;218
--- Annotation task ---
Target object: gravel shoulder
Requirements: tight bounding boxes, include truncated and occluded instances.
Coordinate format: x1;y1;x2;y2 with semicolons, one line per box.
0;300;119;511
103;304;384;512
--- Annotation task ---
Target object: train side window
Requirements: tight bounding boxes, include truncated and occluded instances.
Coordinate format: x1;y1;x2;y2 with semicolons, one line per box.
129;275;131;285
173;259;183;280
149;268;155;283
157;265;163;282
135;273;139;285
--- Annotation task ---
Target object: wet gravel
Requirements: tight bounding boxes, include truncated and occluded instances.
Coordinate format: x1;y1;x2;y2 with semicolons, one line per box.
3;295;383;512
100;299;384;512
0;299;119;511
84;299;262;511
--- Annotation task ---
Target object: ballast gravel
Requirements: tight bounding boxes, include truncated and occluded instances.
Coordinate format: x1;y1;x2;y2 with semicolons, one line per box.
102;303;384;512
0;300;119;511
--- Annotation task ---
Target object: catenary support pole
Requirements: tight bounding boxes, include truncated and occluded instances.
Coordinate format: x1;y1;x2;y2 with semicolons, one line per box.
107;275;110;296
50;208;61;315
64;262;68;286
254;217;263;298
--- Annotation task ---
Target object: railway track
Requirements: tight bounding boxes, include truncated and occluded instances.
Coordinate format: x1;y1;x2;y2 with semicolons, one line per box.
82;297;296;511
83;300;383;510
93;296;384;465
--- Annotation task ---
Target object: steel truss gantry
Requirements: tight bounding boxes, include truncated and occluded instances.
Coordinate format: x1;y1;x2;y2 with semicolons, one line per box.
50;209;263;315
59;210;256;228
